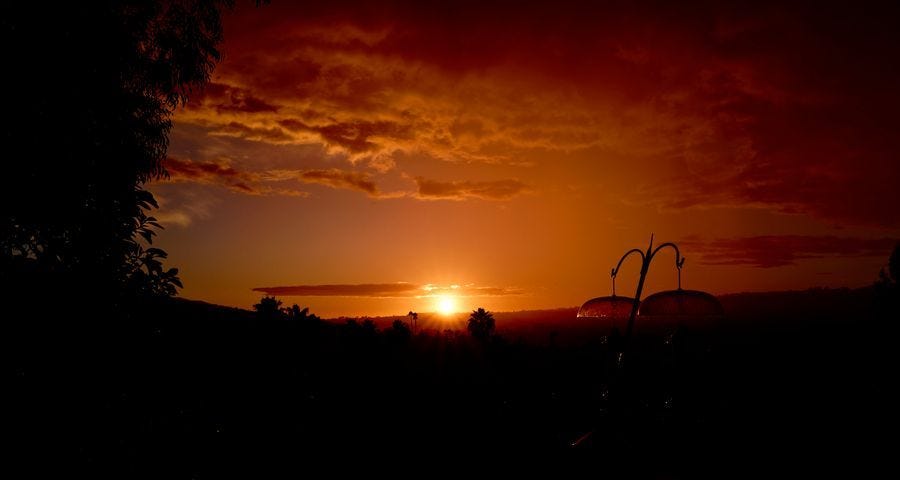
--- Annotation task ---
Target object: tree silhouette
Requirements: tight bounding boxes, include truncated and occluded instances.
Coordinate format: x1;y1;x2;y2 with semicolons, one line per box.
889;242;900;283
467;308;495;341
875;243;900;318
407;311;418;333
1;2;230;298
282;304;320;322
254;296;283;320
387;319;411;341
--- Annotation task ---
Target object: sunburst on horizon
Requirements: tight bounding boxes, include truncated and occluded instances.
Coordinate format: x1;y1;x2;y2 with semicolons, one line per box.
436;295;458;316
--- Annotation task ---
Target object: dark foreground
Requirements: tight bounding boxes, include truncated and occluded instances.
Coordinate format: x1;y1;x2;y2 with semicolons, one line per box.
8;289;896;475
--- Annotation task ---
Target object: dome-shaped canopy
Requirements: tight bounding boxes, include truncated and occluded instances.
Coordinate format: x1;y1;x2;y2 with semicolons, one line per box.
577;295;637;319
638;289;724;317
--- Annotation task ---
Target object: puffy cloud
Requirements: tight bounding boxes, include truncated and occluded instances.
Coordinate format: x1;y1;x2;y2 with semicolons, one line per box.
680;235;898;268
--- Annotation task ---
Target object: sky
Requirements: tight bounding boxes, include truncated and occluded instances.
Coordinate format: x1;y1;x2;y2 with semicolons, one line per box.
151;0;900;317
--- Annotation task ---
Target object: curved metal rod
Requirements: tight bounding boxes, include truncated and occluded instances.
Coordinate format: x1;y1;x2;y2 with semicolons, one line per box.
611;248;645;277
648;242;686;289
649;242;683;266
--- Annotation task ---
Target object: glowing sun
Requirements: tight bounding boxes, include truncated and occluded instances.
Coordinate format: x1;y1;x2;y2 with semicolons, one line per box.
436;296;458;316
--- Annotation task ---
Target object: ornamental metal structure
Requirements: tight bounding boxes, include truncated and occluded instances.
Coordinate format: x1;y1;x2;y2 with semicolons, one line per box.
577;234;723;339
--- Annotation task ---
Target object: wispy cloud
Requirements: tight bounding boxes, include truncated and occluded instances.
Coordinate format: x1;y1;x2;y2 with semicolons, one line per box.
164;157;532;202
252;282;524;297
680;235;898;268
413;177;531;201
164;156;309;196
163;157;385;197
298;168;378;195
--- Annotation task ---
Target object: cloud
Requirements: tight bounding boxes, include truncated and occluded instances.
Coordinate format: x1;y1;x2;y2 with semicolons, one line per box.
413;177;530;201
164;157;530;202
167;1;900;226
163;156;309;196
278;118;414;154
297;168;378;195
210;121;294;143
164;157;387;197
150;188;219;228
252;283;523;297
189;82;280;113
680;235;898;268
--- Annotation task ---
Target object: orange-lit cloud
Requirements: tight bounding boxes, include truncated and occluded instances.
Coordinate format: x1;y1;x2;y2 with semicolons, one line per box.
298;168;378;195
192;82;279;114
252;283;523;298
164;156;308;196
165;157;381;197
681;236;898;268
155;1;900;315
413;177;530;201
167;1;900;226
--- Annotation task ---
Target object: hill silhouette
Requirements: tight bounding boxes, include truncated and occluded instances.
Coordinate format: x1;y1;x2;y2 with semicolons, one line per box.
9;284;895;474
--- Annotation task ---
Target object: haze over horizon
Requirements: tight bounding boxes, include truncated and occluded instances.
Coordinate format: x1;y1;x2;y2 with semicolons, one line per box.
151;1;900;317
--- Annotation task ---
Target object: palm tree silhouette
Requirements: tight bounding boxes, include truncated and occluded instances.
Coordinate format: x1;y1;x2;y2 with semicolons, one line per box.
407;311;418;333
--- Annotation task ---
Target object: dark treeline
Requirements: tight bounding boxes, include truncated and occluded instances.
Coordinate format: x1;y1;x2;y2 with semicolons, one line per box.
10;270;899;475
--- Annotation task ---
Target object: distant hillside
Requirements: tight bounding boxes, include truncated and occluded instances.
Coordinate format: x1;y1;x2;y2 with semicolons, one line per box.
154;285;881;347
718;286;876;320
314;286;880;344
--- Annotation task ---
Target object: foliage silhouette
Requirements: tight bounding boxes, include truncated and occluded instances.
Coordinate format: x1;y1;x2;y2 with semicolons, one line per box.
887;242;900;283
875;243;900;319
408;310;418;333
254;296;283;319
0;1;231;298
467;307;495;340
283;303;321;322
387;319;412;341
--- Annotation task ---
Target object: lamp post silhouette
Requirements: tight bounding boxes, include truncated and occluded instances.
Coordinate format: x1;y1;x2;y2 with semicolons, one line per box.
611;234;684;342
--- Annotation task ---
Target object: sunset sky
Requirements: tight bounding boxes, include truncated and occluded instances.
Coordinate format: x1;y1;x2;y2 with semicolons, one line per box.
151;0;900;316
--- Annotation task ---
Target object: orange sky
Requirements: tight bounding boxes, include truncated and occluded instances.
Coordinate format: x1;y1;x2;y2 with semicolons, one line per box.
151;0;900;316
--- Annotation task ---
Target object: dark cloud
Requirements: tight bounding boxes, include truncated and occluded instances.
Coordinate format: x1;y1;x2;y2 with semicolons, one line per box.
252;283;523;297
190;82;280;113
680;235;897;268
254;283;419;297
172;0;900;225
164;157;389;198
212;121;293;143
278;118;413;153
299;168;378;195
163;157;308;196
414;177;530;200
164;156;260;194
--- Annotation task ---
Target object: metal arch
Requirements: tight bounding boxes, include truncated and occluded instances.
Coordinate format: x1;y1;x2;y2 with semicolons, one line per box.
650;242;683;266
611;248;646;277
602;235;690;349
649;242;686;290
611;248;646;297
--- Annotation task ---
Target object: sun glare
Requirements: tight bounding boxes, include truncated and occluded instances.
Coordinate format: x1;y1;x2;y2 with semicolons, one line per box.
436;296;457;316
